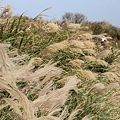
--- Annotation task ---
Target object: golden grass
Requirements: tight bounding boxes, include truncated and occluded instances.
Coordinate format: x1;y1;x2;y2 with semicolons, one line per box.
67;23;81;31
106;82;120;91
78;33;93;40
0;6;120;119
83;40;96;49
69;59;84;67
97;49;112;59
69;40;85;48
102;72;119;82
45;22;61;33
91;83;106;93
83;55;96;62
0;44;80;120
83;48;96;56
95;59;108;67
77;69;96;80
41;40;69;58
69;48;83;54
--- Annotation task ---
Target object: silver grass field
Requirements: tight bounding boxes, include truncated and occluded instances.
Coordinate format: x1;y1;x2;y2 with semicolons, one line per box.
0;3;120;120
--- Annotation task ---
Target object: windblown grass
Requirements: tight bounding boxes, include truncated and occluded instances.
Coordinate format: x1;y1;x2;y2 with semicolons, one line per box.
0;44;79;120
0;3;120;120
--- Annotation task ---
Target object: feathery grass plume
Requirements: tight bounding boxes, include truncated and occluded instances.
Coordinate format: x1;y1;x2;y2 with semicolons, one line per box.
50;40;69;52
83;55;96;62
0;78;35;119
83;41;96;49
0;18;7;24
33;76;78;114
110;62;120;75
41;40;70;58
95;59;108;67
69;40;85;49
0;46;35;119
31;69;61;94
0;4;13;18
91;83;106;94
67;23;81;31
69;48;83;54
102;72;119;82
59;106;68;120
106;82;120;91
13;57;43;80
0;44;17;88
97;49;112;59
10;54;30;64
1;43;11;50
69;59;84;67
2;98;22;116
33;6;52;20
110;91;120;106
78;33;93;40
82;115;91;120
56;76;73;84
45;22;61;33
23;61;62;82
1;43;77;119
83;49;96;56
77;69;96;80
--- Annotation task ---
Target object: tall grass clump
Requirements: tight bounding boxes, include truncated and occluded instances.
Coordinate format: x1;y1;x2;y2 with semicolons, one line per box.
0;43;80;120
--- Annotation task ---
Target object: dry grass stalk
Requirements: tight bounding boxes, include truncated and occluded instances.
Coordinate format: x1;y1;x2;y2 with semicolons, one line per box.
0;83;35;119
102;72;119;82
33;6;52;20
82;115;91;120
91;83;106;93
33;76;78;114
67;23;81;31
0;44;79;119
45;22;61;33
77;69;96;80
83;41;96;49
41;40;69;58
59;106;68;120
110;62;120;76
0;4;13;18
69;40;85;48
78;33;93;40
24;62;62;82
10;54;30;63
97;49;112;59
111;91;120;105
95;59;108;67
69;59;84;67
106;82;120;91
83;56;96;62
83;49;96;56
70;48;83;54
67;109;80;120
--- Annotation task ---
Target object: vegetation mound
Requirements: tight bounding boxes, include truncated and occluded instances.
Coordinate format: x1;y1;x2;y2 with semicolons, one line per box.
0;4;120;120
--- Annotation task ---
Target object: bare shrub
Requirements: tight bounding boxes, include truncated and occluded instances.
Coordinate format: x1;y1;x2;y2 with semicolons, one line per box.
62;12;87;24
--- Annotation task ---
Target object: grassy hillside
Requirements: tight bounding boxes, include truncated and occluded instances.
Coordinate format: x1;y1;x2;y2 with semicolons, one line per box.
0;4;120;120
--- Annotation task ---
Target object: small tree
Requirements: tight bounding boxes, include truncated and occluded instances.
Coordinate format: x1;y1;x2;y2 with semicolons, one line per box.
62;12;74;22
74;13;87;24
62;12;87;24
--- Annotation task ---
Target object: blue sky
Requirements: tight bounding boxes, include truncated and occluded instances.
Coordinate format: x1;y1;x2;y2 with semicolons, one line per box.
1;0;120;27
